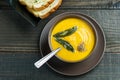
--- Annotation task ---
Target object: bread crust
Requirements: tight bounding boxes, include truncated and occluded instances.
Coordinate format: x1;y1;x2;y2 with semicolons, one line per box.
19;0;62;19
26;7;39;17
19;0;26;5
33;0;54;11
19;0;55;11
40;0;62;19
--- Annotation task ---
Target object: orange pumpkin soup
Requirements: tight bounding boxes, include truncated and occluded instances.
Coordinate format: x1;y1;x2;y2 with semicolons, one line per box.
50;17;95;62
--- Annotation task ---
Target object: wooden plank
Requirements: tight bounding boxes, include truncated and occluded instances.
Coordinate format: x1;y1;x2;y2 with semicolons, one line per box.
0;0;120;10
0;0;12;10
0;0;120;80
61;0;120;9
0;53;120;80
0;10;120;53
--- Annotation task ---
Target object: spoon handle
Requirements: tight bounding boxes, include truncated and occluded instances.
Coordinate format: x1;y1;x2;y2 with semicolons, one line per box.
34;48;61;68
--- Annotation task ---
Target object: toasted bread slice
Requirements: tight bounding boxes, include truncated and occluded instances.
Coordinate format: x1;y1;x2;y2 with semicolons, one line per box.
33;0;54;11
19;0;54;11
27;0;62;19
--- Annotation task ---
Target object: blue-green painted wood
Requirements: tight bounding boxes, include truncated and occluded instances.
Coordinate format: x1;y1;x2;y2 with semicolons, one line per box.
0;0;120;79
0;53;119;80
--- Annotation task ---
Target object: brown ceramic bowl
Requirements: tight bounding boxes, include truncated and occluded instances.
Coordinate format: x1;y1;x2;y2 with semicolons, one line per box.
40;12;106;76
48;13;97;63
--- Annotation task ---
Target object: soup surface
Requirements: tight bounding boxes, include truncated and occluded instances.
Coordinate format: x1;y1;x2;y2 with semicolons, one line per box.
50;17;95;62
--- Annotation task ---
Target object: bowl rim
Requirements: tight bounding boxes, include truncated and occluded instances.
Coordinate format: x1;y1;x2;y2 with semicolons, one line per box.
48;13;98;63
40;12;106;76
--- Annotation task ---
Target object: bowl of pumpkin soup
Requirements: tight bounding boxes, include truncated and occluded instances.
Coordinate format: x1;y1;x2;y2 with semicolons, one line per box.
40;12;105;76
48;13;97;63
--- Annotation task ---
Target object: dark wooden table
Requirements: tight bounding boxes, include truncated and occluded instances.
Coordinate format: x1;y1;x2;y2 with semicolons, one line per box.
0;0;120;80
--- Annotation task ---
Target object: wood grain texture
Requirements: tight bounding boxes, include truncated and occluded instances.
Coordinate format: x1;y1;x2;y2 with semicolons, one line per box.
0;10;120;53
0;53;120;80
0;0;11;10
0;0;120;80
61;0;120;9
0;0;120;10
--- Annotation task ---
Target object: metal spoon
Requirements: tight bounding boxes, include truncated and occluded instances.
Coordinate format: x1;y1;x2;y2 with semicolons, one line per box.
34;48;61;68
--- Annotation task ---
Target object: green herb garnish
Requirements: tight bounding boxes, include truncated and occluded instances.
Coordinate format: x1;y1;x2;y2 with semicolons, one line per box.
53;26;77;38
55;38;74;52
34;0;39;3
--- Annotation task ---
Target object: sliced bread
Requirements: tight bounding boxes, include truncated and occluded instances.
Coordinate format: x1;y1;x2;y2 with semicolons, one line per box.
33;0;54;11
26;0;62;19
19;0;54;11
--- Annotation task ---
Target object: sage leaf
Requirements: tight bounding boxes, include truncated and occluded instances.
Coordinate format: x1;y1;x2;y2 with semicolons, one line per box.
53;26;77;38
55;38;74;52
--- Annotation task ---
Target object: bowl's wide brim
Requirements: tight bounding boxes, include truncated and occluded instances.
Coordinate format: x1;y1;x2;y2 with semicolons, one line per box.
40;12;106;76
